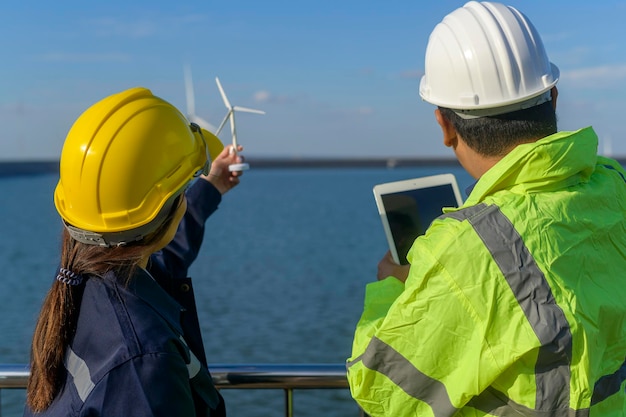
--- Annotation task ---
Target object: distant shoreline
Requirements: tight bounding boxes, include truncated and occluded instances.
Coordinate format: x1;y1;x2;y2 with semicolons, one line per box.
0;160;60;177
0;158;463;177
3;156;625;177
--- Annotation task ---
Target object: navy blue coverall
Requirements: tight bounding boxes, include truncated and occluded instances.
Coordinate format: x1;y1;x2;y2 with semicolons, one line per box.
24;179;226;417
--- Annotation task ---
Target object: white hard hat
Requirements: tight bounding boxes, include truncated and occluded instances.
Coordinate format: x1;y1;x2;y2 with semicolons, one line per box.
419;1;559;118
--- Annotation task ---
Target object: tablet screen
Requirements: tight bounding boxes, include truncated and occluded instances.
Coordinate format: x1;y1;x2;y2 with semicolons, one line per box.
373;174;462;265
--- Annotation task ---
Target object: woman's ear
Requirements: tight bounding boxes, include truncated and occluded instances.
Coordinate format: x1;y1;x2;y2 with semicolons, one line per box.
435;109;458;149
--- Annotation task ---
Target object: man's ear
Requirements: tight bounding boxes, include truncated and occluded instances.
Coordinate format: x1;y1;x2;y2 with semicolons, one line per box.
551;87;558;110
435;109;458;149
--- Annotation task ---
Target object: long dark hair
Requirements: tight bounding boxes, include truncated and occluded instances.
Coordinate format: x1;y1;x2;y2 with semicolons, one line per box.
26;195;183;411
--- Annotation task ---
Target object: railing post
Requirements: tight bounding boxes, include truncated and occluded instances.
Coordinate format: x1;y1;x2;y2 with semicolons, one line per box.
284;388;293;417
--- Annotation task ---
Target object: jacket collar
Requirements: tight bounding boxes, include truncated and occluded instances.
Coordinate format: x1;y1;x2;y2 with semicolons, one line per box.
122;268;185;336
462;127;598;206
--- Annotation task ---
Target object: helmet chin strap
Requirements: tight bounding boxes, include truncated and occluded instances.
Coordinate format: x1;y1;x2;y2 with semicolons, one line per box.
64;188;186;247
189;122;211;176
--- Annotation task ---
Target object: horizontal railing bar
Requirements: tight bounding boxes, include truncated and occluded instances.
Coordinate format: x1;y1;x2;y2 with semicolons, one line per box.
0;363;348;390
0;364;29;388
210;364;349;389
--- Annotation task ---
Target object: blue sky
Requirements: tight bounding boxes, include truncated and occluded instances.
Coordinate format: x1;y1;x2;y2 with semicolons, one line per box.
1;0;625;160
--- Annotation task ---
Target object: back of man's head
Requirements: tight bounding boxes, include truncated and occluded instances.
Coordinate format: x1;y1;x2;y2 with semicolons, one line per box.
438;102;557;157
420;2;559;155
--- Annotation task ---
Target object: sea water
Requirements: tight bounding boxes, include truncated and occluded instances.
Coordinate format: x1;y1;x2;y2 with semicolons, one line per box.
0;165;473;416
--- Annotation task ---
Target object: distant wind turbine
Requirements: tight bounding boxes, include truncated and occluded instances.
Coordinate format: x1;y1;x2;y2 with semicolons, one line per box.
183;65;216;132
214;77;265;171
602;135;613;157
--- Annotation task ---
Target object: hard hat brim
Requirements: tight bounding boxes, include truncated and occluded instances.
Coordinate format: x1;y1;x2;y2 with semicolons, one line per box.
201;128;224;161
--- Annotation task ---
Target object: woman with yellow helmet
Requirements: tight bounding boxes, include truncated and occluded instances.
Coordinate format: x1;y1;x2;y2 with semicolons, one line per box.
24;87;242;416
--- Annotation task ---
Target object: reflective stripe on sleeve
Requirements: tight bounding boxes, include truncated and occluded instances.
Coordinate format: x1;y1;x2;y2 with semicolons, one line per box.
179;336;221;408
179;336;201;379
65;347;96;402
358;336;458;416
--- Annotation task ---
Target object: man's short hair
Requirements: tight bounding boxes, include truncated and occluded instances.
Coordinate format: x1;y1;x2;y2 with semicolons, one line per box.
439;101;558;157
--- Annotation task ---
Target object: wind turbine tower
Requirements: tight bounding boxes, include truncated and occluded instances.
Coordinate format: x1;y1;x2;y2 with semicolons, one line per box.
183;65;216;132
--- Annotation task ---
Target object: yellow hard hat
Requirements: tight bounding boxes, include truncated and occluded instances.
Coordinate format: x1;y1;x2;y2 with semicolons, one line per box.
54;87;223;246
200;127;224;161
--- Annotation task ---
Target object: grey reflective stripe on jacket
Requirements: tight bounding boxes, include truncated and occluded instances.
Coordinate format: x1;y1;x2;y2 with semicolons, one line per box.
179;335;221;408
454;204;626;414
65;347;95;402
180;336;202;378
64;336;213;406
352;203;625;416
350;337;458;416
444;204;578;416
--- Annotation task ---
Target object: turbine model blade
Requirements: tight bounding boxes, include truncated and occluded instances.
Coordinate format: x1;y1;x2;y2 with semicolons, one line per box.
233;106;266;115
215;111;231;137
215;77;232;109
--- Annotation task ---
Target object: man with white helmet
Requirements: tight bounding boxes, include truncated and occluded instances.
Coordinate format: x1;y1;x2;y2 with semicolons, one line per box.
347;2;626;416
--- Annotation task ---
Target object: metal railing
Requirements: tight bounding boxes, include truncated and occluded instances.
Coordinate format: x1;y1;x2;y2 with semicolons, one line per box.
0;363;364;417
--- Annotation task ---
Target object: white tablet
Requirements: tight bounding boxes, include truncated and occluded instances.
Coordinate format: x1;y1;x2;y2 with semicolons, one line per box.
373;173;463;265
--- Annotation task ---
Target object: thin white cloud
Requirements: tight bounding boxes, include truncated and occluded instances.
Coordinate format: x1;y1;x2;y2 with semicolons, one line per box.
550;46;594;67
253;90;296;105
86;13;209;39
328;106;375;118
254;90;271;102
562;64;626;83
252;89;373;118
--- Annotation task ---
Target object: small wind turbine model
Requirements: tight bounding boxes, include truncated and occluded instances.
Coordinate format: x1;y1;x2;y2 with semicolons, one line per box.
214;77;265;171
183;65;216;132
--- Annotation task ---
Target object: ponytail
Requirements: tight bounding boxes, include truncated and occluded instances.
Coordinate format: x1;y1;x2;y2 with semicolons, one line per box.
26;229;144;411
26;279;82;411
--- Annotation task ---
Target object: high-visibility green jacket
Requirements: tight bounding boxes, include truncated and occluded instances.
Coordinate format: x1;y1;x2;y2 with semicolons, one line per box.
347;127;626;416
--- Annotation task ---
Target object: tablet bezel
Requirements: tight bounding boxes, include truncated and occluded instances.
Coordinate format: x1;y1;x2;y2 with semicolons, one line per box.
373;173;463;264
